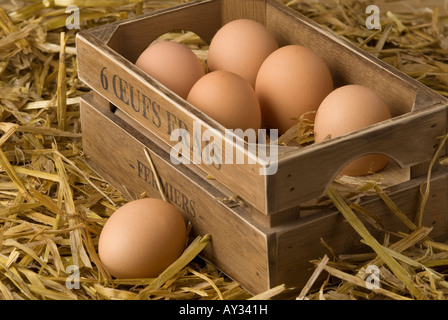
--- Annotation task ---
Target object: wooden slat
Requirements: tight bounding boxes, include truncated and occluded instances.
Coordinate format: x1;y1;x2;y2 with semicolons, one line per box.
221;0;267;24
274;169;448;289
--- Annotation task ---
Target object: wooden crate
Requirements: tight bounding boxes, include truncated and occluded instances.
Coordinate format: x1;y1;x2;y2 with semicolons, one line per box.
80;92;448;295
76;0;448;215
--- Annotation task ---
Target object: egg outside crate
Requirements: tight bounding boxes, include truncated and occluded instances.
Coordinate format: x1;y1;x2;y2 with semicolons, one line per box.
169;120;279;176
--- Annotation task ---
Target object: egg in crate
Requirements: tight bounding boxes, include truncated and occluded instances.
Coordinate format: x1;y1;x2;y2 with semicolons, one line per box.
313;84;392;176
255;45;334;135
187;70;262;133
135;40;205;99
207;19;279;88
98;198;187;279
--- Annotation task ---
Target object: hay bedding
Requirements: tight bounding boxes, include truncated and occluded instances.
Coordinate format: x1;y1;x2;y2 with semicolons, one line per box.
0;0;447;300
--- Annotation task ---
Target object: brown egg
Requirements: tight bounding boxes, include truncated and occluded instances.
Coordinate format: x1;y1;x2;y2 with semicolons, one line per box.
314;84;392;176
98;198;187;279
187;70;262;133
255;45;334;134
207;19;279;88
135;41;205;99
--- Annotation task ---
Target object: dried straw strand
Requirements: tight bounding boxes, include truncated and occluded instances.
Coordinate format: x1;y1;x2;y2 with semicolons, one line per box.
326;185;425;299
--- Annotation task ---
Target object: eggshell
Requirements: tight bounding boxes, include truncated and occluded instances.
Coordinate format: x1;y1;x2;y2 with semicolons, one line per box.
187;70;262;132
135;41;205;99
98;198;187;279
314;84;392;176
255;45;334;134
207;19;279;88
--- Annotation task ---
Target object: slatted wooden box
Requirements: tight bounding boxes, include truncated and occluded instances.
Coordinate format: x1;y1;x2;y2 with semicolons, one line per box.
76;0;448;216
80;92;448;295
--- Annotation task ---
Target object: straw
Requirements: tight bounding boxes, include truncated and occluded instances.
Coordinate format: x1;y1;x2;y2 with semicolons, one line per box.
326;185;425;299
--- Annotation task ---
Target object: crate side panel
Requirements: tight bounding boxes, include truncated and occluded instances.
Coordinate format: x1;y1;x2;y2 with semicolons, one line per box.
274;171;448;289
221;0;266;24
109;0;220;64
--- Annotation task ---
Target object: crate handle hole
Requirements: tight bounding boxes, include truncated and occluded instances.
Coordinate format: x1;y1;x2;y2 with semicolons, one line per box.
335;153;391;177
331;154;409;190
